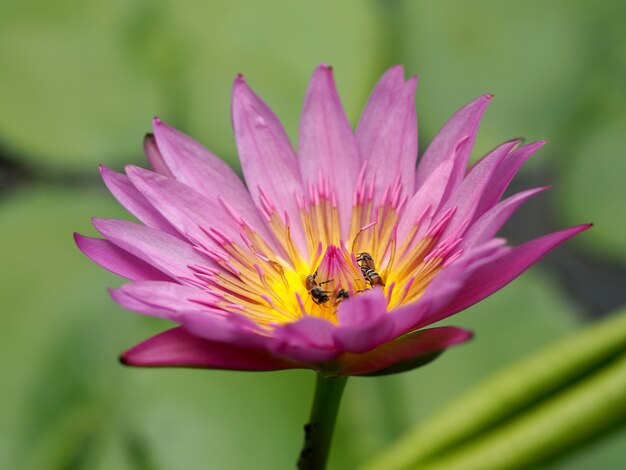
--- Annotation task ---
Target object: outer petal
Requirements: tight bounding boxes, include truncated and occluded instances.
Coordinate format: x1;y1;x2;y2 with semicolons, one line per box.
92;218;212;280
436;140;520;238
338;326;473;376
125;165;243;249
461;187;548;249
143;133;173;177
99;165;179;237
74;234;172;281
434;224;592;322
356;65;405;155
334;289;394;353
389;239;509;336
151;119;269;238
356;75;418;205
415;94;492;195
231;76;307;253
182;311;270;350
121;327;298;371
269;316;339;364
475;140;546;218
109;281;208;321
298;64;360;238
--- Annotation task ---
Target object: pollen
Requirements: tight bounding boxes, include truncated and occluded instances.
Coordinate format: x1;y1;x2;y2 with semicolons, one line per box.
187;171;463;330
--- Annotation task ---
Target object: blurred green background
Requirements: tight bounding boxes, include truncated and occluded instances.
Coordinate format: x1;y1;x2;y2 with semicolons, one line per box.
1;1;625;469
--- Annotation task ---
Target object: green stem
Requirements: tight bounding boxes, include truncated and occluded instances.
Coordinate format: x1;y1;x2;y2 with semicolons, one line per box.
298;374;348;470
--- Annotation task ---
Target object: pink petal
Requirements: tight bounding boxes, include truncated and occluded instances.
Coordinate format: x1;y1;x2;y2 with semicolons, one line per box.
434;224;592;321
390;239;509;336
125;165;243;249
397;157;455;242
109;281;208;321
231;76;307;253
99;165;179;237
461;187;548;249
143;133;173;177
269;316;339;364
334;289;394;353
92;218;211;280
356;65;406;156
121;327;298;371
436;139;520;238
182;311;269;350
74;234;172;281
151;119;269;238
338;326;473;376
298;64;362;238
356;74;418;205
415;94;492;194
475;141;546;218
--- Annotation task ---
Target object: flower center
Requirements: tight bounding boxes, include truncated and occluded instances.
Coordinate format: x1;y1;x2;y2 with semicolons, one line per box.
186;172;462;329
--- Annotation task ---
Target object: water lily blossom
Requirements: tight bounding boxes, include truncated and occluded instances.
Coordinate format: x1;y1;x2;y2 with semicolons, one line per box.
76;64;589;377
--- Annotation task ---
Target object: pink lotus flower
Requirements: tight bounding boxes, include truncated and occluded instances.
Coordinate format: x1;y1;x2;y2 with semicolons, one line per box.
76;65;589;376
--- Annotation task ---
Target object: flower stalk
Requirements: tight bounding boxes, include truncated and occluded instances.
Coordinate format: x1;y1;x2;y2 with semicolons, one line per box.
298;374;348;470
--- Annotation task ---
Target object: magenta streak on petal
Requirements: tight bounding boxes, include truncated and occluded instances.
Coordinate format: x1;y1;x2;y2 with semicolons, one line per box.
74;234;172;281
99;165;180;237
461;187;548;249
338;326;473;376
298;64;360;239
92;218;213;281
356;74;418;207
231;76;308;255
269;316;339;364
110;281;209;321
415;94;492;194
121;327;299;371
334;289;394;353
144;133;173;177
125;165;247;253
433;224;592;323
151;119;271;242
475;141;547;219
436;139;520;239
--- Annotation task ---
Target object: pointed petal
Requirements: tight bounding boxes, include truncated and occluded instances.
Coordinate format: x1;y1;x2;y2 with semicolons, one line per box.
356;65;405;153
270;316;338;363
390;239;509;335
437;140;520;238
298;64;360;237
461;188;548;249
415;94;492;192
338;326;472;376
334;289;394;353
231;76;307;252
121;327;298;371
475;141;547;217
357;75;418;205
143;133;173;177
93;218;211;280
125;165;242;249
151;119;269;237
99;165;179;237
109;281;208;321
74;234;171;281
436;224;592;321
